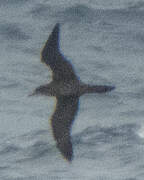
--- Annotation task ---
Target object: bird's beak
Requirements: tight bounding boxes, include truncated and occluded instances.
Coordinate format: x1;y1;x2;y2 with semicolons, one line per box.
28;92;36;97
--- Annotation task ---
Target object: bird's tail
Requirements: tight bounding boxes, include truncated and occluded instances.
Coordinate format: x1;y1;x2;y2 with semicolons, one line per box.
85;85;115;94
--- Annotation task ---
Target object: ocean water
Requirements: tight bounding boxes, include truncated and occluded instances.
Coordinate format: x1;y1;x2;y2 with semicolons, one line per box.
1;0;144;179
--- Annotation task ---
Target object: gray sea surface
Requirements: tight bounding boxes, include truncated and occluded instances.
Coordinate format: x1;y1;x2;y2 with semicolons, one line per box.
0;0;144;179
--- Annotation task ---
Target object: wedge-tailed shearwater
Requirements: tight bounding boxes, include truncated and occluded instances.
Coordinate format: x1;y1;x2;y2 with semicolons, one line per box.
30;23;115;162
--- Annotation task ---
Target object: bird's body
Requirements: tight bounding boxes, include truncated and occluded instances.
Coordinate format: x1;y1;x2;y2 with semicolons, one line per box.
31;23;115;162
35;81;114;97
36;81;82;96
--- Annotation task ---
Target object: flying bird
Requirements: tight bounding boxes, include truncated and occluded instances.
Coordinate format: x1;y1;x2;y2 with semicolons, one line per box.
30;23;115;162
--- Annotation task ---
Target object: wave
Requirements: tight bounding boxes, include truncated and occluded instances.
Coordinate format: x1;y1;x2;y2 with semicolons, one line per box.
0;123;142;162
0;123;143;179
0;0;29;7
0;145;20;155
73;123;141;146
127;1;144;10
0;23;30;41
30;4;53;19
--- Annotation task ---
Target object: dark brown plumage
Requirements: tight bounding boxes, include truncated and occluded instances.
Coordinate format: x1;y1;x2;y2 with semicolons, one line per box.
31;23;115;162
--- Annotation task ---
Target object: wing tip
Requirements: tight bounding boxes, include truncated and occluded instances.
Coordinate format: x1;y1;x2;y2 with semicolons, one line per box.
60;149;73;163
50;23;60;40
54;23;60;32
40;23;61;63
56;137;73;162
63;149;73;162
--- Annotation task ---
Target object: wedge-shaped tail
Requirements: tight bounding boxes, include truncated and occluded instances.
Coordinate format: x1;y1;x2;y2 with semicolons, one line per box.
86;85;115;94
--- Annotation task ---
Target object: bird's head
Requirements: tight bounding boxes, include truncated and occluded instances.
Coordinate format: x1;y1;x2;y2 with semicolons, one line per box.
29;85;48;96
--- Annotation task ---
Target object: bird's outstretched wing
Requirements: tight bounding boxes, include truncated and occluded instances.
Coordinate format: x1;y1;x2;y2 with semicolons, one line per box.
41;23;78;82
51;95;79;162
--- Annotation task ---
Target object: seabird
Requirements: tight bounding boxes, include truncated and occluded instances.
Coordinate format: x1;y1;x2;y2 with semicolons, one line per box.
31;23;115;162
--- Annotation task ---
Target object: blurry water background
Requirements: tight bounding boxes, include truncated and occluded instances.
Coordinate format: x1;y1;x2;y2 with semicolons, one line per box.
0;0;144;179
